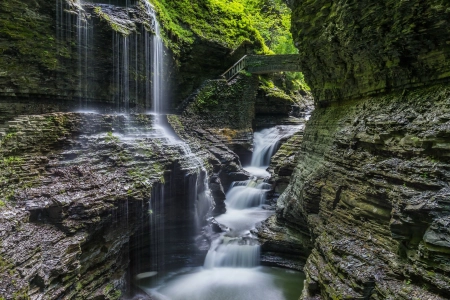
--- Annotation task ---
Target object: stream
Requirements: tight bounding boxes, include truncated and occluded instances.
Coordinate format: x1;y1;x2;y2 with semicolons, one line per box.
138;125;305;300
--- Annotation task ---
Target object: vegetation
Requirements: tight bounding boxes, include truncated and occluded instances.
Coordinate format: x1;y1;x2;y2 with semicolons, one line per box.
149;0;310;91
94;7;133;35
105;132;120;143
149;0;297;55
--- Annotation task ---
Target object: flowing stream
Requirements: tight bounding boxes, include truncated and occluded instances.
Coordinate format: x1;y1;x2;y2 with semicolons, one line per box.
138;125;305;300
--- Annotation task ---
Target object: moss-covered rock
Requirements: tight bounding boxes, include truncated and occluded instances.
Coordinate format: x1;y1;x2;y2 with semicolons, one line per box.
0;112;216;299
291;0;450;104
275;85;450;299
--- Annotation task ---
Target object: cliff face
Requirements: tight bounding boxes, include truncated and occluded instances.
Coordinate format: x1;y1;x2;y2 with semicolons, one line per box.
0;113;219;299
291;0;450;104
267;0;450;299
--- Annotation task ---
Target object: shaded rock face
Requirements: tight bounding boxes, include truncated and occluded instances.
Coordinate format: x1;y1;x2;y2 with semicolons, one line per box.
177;75;259;168
267;128;305;194
274;86;450;299
0;0;158;110
0;0;254;114
271;0;450;298
0;112;218;299
291;0;450;104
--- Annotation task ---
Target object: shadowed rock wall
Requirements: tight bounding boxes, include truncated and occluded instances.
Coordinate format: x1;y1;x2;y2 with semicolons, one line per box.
0;113;218;299
262;0;450;299
291;0;450;104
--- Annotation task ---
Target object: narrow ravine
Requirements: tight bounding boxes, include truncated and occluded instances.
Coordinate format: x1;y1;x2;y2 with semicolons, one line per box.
138;125;305;300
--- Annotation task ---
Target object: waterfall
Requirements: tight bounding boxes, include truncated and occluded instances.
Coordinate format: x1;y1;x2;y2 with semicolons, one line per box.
203;237;260;268
202;125;303;269
146;3;165;117
225;179;270;209
76;0;93;108
56;0;165;112
250;125;302;168
139;125;305;300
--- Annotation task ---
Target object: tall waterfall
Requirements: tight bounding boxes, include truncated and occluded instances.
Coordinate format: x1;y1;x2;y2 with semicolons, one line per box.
57;0;166;112
146;2;165;117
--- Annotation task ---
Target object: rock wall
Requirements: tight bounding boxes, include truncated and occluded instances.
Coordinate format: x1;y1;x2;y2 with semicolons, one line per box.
263;0;450;299
291;0;450;104
177;75;259;167
276;85;450;299
0;112;217;299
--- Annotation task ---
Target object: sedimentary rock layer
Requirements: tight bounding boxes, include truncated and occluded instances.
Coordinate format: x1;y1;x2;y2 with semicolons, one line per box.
0;113;215;299
291;0;450;103
277;1;450;298
276;85;450;299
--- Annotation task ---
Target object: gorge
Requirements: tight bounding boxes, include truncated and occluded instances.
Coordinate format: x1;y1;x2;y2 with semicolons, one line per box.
1;0;450;300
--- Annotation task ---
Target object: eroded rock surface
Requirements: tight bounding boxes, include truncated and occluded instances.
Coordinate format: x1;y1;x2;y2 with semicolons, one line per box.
274;86;450;299
268;1;450;298
0;112;216;299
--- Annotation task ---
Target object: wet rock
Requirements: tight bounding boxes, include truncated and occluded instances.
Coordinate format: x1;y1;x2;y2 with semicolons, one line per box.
0;112;214;299
276;86;450;299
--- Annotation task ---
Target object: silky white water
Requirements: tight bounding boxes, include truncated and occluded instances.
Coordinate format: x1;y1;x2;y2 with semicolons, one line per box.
247;125;303;174
139;125;305;300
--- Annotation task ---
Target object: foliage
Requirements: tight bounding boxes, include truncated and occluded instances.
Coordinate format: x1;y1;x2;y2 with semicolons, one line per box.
285;71;310;91
149;0;309;90
149;0;295;55
105;132;120;143
194;82;220;110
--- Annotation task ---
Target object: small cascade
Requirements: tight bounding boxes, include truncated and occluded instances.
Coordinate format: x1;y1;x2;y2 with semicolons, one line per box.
250;125;303;168
139;125;305;300
225;178;271;209
204;237;260;268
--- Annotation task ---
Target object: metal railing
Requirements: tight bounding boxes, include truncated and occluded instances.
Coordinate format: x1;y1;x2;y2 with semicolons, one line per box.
220;55;248;81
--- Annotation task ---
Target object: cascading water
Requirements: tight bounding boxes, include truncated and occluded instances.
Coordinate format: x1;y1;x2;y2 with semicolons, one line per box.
139;125;305;300
59;1;305;297
76;0;93;108
59;0;164;112
245;125;303;177
146;2;164;118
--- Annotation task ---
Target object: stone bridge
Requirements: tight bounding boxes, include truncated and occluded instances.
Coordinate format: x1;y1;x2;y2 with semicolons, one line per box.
221;54;301;81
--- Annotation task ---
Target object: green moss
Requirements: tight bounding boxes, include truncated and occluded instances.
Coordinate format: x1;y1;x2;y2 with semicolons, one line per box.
93;6;133;36
193;82;220;110
105;132;120;143
0;0;60;73
167;115;185;131
150;0;294;55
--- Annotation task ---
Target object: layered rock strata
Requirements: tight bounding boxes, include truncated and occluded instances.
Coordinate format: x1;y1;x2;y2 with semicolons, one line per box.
0;112;217;299
263;0;450;298
278;85;450;299
291;0;450;104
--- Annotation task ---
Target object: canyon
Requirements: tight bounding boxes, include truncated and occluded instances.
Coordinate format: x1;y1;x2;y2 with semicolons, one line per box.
0;0;450;299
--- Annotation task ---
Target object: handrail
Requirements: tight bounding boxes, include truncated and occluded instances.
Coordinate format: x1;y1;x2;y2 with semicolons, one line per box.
220;55;248;81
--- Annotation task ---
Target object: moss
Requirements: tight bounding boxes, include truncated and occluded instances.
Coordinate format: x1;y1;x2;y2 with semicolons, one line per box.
0;0;61;88
167;115;184;131
193;82;220;110
105;132;120;143
93;6;133;36
149;0;294;56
